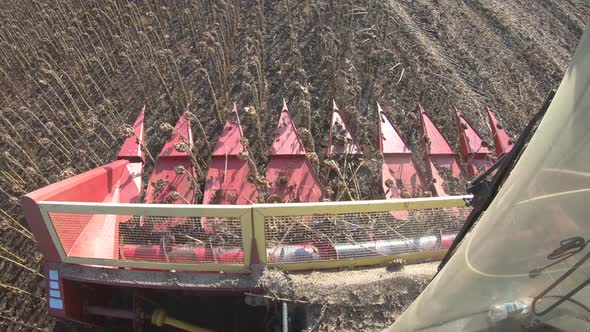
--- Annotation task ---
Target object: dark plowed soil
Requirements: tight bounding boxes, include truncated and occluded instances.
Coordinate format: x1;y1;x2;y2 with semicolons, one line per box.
0;0;588;330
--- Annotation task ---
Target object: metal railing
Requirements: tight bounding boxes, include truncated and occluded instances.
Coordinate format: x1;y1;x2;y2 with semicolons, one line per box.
39;202;252;272
253;196;471;270
38;195;472;272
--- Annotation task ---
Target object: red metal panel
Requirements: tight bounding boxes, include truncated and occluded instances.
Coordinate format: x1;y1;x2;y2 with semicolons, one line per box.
158;111;193;158
440;234;457;249
266;156;323;203
29;161;144;260
419;104;454;155
328;100;362;156
455;108;490;156
114;106;145;203
145;111;197;205
145;159;196;204
381;156;425;198
67;213;119;260
117;106;146;162
419;104;466;196
202;105;258;233
455;107;493;177
266;101;323;202
21;198;61;261
486;107;513;157
118;162;143;204
203;158;258;205
26;160;129;203
211;104;246;157
269;100;306;156
378;104;426;199
22;160;132;262
22;107;146;307
65;164;142;260
378;104;412;154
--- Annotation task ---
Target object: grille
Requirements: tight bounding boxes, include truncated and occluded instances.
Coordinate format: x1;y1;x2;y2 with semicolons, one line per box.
40;196;471;271
48;212;244;265
264;207;470;263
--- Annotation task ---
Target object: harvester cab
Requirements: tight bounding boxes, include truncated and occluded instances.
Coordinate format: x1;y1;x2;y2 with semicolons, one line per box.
387;26;590;332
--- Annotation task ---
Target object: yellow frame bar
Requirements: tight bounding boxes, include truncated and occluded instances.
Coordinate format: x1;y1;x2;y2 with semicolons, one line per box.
40;207;67;261
251;195;471;216
273;250;447;272
40;201;248;218
62;257;249;272
253;210;268;264
240;210;253;268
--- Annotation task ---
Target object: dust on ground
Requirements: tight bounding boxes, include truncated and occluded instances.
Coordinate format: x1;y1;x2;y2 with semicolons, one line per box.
260;262;438;331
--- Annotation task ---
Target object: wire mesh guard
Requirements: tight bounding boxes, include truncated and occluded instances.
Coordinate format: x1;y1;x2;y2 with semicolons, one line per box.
48;212;244;265
264;207;471;264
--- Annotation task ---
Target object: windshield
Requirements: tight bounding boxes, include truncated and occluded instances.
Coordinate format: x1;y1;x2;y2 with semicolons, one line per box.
388;27;590;332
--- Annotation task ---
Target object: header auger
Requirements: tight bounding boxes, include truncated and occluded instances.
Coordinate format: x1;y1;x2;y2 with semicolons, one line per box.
22;100;511;331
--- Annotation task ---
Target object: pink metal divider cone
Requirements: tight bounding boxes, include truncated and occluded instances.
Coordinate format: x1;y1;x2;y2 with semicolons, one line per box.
455;107;493;177
378;103;426;219
201;104;258;233
486;107;514;157
115;106;146;204
419;104;467;196
328;100;362;157
144;105;197;234
145;106;196;205
265;100;323;203
117;106;146;163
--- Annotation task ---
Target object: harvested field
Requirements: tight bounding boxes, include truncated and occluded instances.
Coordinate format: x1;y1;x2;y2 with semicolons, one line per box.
0;0;588;330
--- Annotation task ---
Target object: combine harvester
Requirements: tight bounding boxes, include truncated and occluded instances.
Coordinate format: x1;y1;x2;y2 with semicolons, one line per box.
22;100;511;331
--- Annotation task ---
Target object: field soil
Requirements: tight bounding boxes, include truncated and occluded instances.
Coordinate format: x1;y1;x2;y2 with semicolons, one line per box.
259;262;437;331
0;0;588;331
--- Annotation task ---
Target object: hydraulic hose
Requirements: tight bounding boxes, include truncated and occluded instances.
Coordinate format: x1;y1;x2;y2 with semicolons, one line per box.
87;305;213;331
151;308;213;332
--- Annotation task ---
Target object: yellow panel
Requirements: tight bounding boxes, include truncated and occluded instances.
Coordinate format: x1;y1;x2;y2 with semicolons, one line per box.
253;196;471;216
240;211;253;268
253;210;268;264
